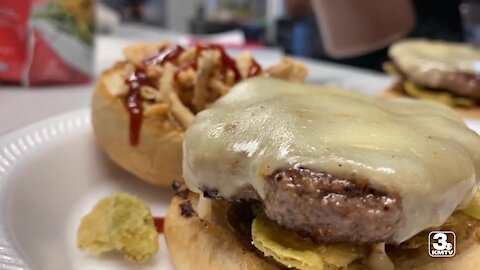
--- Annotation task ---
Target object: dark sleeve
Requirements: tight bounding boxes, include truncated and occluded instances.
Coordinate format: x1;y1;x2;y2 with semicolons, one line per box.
410;0;464;41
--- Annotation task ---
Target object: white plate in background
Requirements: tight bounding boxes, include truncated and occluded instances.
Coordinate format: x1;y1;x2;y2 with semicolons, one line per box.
0;109;479;270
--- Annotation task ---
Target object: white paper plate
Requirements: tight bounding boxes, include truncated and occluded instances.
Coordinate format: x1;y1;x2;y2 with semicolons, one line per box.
0;109;174;270
0;109;479;270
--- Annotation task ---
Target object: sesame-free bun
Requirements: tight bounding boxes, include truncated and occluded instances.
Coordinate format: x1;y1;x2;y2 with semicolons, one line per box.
391;228;480;270
165;192;480;270
164;192;280;270
91;65;183;187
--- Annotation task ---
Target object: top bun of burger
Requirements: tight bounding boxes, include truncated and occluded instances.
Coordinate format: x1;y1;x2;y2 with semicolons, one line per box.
92;62;184;186
92;41;307;186
166;77;480;270
383;39;480;118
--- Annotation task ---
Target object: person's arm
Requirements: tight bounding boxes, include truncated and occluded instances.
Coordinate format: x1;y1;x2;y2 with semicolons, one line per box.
310;0;415;58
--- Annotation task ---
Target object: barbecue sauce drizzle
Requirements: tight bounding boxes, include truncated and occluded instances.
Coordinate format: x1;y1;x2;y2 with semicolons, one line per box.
125;68;149;146
125;44;185;146
125;43;261;146
153;217;165;233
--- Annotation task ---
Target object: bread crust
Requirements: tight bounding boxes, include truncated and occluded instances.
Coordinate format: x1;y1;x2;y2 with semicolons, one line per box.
392;241;480;270
91;67;183;186
382;88;480;119
164;193;281;270
165;193;480;270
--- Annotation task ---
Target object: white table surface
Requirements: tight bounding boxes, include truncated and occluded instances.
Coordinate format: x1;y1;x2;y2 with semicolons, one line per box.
0;33;392;136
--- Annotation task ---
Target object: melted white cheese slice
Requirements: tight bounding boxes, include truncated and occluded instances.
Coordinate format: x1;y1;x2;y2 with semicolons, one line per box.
183;77;480;243
389;39;480;88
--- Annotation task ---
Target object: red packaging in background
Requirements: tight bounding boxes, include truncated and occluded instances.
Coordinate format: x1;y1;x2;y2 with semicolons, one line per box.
0;0;31;84
0;0;93;86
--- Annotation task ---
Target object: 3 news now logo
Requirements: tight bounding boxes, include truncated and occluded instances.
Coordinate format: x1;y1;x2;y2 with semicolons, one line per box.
429;231;456;258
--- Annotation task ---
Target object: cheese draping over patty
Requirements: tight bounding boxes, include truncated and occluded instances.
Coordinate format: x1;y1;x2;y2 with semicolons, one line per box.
183;77;480;243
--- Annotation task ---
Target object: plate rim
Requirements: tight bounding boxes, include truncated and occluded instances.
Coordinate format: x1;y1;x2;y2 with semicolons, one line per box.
0;108;90;270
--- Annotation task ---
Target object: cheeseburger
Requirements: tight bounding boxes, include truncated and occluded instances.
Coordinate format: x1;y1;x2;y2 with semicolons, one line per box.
165;77;480;270
384;39;480;118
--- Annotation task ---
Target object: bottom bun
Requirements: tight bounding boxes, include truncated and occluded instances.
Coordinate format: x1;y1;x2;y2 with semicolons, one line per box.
391;239;480;270
165;191;480;270
382;88;480;119
164;192;280;270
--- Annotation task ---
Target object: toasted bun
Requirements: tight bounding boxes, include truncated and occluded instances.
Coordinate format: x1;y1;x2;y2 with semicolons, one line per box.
391;239;480;270
382;88;480;119
92;66;183;186
165;192;480;270
164;192;281;270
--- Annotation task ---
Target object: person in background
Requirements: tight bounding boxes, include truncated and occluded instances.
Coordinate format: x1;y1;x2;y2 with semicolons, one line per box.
284;0;465;71
283;0;319;57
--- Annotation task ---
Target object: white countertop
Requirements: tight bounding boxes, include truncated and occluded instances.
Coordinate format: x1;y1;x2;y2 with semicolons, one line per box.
0;33;392;136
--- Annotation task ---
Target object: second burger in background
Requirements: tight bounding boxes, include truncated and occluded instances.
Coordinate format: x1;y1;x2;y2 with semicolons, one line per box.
384;39;480;118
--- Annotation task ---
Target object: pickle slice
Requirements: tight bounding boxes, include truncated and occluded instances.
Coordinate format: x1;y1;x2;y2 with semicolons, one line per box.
77;193;159;262
403;81;475;108
251;213;364;270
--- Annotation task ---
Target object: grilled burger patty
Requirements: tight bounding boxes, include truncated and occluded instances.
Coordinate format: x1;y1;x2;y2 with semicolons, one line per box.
388;39;480;100
393;61;480;100
185;78;480;244
432;72;480;100
201;167;402;244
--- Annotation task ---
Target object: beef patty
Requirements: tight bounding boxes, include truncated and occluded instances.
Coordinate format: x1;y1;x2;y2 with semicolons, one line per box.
434;72;480;100
201;167;402;244
393;61;480;100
